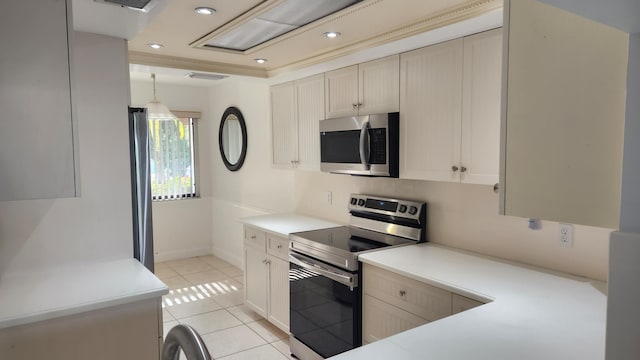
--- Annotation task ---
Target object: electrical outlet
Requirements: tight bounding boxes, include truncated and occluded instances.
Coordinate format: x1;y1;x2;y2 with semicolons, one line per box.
325;191;332;205
558;223;573;247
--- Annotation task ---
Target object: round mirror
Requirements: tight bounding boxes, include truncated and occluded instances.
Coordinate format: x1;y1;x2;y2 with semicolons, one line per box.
219;107;247;171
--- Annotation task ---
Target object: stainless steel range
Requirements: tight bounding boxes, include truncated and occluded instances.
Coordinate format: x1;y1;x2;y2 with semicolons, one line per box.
288;194;427;359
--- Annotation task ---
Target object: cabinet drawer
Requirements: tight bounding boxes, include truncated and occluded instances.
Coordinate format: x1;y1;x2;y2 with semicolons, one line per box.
244;227;266;251
363;294;429;344
266;234;289;261
452;293;484;314
363;264;452;321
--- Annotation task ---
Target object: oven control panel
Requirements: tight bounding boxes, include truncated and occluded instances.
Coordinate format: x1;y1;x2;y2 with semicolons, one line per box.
347;194;425;220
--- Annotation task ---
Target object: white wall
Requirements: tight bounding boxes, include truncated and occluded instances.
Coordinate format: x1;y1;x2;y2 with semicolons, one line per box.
130;80;214;262
295;171;611;281
0;32;133;276
208;79;296;267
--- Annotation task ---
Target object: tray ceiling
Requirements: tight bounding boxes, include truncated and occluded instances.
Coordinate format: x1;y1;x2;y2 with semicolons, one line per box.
127;0;503;78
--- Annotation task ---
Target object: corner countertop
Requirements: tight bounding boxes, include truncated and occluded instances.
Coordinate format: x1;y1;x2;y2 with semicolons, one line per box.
331;244;607;360
0;258;168;330
239;213;341;236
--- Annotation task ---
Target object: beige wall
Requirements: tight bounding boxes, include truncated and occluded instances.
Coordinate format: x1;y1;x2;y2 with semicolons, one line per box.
295;171;610;281
130;80;214;262
208;79;296;267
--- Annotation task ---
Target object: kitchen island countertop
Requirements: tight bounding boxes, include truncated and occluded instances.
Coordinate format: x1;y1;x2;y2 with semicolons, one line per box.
331;243;607;360
0;258;168;330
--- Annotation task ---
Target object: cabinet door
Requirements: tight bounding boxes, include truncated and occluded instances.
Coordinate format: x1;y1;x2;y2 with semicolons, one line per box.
362;295;429;344
460;28;502;185
244;246;268;317
399;39;463;181
358;54;400;115
295;74;324;171
325;65;359;118
271;81;297;168
501;0;627;228
451;293;484;314
267;256;290;332
0;0;78;200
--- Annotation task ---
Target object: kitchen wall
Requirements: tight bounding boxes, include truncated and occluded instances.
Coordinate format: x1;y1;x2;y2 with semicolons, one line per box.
130;80;214;262
208;79;296;267
294;171;610;281
0;32;133;276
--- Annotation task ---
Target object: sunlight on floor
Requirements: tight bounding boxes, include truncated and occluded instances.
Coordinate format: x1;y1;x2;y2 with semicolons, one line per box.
162;281;241;308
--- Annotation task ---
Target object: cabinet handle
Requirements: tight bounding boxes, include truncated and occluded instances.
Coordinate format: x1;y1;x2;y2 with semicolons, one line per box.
399;290;406;297
451;165;459;172
265;259;271;265
352;104;358;110
251;235;256;239
357;103;362;108
460;166;467;173
277;244;283;249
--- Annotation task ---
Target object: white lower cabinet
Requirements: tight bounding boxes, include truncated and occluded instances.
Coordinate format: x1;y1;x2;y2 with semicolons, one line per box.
363;263;485;343
0;299;161;360
363;294;429;344
243;226;290;332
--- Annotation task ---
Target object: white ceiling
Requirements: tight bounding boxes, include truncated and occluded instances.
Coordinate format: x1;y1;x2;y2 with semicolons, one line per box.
125;0;503;79
73;0;637;86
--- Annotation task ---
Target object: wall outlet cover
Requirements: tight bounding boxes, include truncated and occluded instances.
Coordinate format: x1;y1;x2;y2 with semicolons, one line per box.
559;223;574;247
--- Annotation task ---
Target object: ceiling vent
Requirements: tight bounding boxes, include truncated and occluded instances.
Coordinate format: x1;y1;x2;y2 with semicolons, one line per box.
94;0;157;12
185;72;229;81
203;0;362;51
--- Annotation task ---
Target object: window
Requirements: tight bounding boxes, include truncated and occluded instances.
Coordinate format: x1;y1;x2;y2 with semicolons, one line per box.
149;111;199;201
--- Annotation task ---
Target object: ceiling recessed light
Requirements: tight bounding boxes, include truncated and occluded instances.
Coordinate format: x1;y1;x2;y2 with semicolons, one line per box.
195;7;216;15
254;58;267;64
147;43;163;49
324;32;341;38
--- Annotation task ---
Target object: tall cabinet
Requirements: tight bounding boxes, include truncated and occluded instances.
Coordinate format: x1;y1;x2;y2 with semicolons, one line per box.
0;0;79;201
271;74;324;170
399;29;502;185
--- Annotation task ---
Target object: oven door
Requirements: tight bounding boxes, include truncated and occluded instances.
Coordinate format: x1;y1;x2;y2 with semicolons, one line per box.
289;251;361;359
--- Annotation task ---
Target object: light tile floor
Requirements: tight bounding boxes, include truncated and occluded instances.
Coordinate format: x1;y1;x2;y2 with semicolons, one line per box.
156;255;292;359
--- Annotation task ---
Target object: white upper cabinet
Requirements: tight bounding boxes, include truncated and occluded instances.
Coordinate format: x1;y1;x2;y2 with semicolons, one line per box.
325;65;359;118
461;28;502;185
501;0;628;228
400;29;502;185
295;74;325;171
270;81;297;168
400;38;464;182
325;55;399;118
0;0;79;201
271;74;324;170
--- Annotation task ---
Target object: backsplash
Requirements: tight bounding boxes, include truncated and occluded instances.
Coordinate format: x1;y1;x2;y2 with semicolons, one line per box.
294;171;611;281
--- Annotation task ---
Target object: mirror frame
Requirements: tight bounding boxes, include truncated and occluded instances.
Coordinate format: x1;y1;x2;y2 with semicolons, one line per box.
218;106;248;172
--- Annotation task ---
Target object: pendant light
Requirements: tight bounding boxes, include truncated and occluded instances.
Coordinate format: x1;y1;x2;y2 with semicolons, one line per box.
145;73;176;121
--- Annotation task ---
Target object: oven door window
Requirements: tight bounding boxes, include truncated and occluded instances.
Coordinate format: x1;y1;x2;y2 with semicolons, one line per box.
290;262;360;358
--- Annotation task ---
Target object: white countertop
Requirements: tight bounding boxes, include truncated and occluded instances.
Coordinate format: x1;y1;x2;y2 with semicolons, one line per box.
330;244;607;360
0;258;168;330
240;213;341;236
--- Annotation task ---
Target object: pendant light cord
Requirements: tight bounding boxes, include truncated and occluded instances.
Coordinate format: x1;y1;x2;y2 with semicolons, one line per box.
151;73;158;101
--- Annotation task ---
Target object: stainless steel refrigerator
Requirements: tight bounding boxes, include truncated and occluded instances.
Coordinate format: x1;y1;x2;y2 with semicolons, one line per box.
129;107;154;272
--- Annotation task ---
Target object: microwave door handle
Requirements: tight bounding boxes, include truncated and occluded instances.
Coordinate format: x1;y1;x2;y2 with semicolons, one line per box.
359;121;371;170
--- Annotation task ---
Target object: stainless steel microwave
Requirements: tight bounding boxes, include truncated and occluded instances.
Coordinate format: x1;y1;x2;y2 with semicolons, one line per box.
320;112;399;177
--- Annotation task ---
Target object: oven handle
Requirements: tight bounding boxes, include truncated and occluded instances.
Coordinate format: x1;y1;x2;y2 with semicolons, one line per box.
359;120;371;171
289;252;358;288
